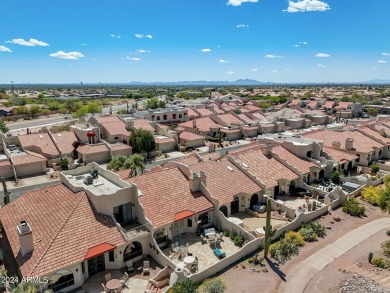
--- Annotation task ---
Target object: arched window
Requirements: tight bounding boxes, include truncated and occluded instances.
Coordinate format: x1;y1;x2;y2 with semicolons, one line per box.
157;116;160;121
151;115;155;121
123;241;143;262
172;114;177;120
48;270;74;292
163;114;167;120
114;136;119;140
379;149;383;157
179;114;182;118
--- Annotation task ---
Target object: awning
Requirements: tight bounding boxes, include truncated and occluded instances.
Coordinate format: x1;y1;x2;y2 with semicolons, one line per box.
84;243;116;260
174;210;195;222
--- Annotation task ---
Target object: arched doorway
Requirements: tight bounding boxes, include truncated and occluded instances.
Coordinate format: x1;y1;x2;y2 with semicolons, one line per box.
48;270;75;292
250;194;259;209
319;169;325;179
231;197;239;214
347;161;352;170
219;206;228;217
306;151;312;158
123;241;143;262
356;154;360;163
289;181;296;192
274;185;280;197
379;150;383;157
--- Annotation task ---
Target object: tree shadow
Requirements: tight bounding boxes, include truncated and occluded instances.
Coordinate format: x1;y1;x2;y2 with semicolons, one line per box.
265;257;286;282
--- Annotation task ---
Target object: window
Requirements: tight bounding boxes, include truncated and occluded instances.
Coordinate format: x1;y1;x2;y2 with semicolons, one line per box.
163;114;167;120
172;114;177;120
81;261;85;275
109;250;115;262
157;116;160;121
197;212;210;225
114;136;119;140
179;114;182;118
187;218;192;227
113;203;132;224
123;242;143;262
48;270;75;292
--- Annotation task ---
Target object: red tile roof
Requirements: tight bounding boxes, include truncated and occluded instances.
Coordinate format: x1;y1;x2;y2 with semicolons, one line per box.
230;146;299;189
238;114;257;125
187;108;200;118
96;115;122;124
335;102;352;110
210;106;225;114
357;125;390;145
85;243;116;260
174;210;195;221
77;144;109;155
303;129;383;153
179;117;221;133
51;131;78;155
0;184;124;277
180;131;205;141
323;146;357;162
189;160;261;205
18;133;60;158
272;145;318;174
134;167;213;228
216;113;245;126
155;137;176;144
12;150;47;166
101;119;129;137
324;101;335;109
194;107;214;117
0;160;11;167
131;119;155;132
175;152;203;166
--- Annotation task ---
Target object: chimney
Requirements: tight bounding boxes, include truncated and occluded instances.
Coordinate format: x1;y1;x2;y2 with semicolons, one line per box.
17;220;34;256
262;144;272;156
345;138;354;150
332;141;341;149
192;119;197;128
380;128;386;137
189;171;206;192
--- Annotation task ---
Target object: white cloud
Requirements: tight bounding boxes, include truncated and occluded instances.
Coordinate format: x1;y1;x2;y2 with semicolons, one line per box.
382;53;390;56
219;59;230;63
317;64;326;68
6;38;49;47
81;43;88;46
146;34;153;39
293;44;300;48
293;41;308;47
110;34;122;39
135;34;153;39
250;68;258;72
129;57;142;61
49;51;84;60
285;0;330;13
265;54;282;58
272;70;278;73
236;24;250;28
226;71;235;75
201;48;212;52
0;46;12;53
378;60;388;63
315;53;330;57
137;49;150;53
227;0;258;6
301;41;308;45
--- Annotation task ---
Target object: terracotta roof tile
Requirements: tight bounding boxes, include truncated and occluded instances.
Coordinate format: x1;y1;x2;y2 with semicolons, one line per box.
11;150;47;166
217;113;245;126
238;114;257;125
323;146;356;162
194;108;214;117
101;120;129;137
180;131;205;141
0;184;124;277
131;119;155;132
186;108;200;118
134;167;213;228
230;146;299;189
18;133;60;158
51;131;78;155
155;137;176;144
189;160;261;205
77;144;109;155
272;145;318;174
179;117;222;133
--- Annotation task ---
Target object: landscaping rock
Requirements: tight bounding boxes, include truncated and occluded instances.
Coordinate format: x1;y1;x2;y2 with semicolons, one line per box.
339;275;390;293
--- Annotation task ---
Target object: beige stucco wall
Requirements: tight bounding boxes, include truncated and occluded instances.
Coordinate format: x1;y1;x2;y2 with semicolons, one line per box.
14;162;46;177
179;138;205;148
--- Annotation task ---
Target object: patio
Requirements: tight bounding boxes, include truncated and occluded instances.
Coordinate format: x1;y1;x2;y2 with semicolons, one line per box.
82;257;163;293
233;212;288;236
276;194;324;213
162;233;240;271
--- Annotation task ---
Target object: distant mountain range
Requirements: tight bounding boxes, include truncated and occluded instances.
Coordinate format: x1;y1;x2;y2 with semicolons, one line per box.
2;79;390;87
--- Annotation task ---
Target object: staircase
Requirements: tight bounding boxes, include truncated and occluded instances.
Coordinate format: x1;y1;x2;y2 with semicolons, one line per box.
146;282;163;293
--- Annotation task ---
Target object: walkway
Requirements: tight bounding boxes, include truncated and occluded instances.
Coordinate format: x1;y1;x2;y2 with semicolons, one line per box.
279;217;390;293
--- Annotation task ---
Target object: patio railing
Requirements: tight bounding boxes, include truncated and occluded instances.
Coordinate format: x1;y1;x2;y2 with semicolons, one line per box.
117;222;151;241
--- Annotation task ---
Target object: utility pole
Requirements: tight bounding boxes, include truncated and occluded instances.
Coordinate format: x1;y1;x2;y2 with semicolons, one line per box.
11;81;14;93
80;81;83;94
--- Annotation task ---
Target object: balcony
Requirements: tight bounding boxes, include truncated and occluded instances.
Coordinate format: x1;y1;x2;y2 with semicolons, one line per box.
117;222;151;241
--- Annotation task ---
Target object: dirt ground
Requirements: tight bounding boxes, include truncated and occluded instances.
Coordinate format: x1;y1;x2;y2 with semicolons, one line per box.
219;198;388;293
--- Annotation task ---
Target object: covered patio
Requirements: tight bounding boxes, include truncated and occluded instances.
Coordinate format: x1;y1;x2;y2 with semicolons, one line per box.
233;212;288;237
162;232;240;272
81;257;164;293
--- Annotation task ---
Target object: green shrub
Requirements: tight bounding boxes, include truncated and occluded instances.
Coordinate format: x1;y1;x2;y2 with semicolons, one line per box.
331;171;341;184
271;239;300;265
60;158;69;170
170;280;200;293
305;220;326;238
201;277;226;293
381;240;390;258
371;163;380;174
269;243;278;258
372;257;388;269
224;230;230;237
234;235;244;247
230;229;237;241
247;257;254;264
285;231;305;246
299;227;318;242
342;198;366;217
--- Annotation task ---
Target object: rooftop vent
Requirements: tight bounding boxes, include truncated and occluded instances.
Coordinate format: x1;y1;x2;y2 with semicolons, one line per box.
39;135;43;139
227;166;234;172
242;163;249;168
84;175;93;185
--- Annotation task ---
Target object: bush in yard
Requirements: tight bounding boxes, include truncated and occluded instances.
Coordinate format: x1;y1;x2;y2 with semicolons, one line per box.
269;243;278;258
342;198;366;217
371;163;380;174
330;171;341;184
201;277;226;293
305;220;326;238
223;230;230;237
381;240;390;258
372;257;388;269
233;235;244;247
362;186;382;205
271;239;300;265
299;227;318;242
169;280;200;293
230;229;237;241
60;158;69;170
285;231;305;246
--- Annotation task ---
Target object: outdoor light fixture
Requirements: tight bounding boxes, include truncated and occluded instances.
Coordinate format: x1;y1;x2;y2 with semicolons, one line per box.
76;269;78;273
119;251;122;254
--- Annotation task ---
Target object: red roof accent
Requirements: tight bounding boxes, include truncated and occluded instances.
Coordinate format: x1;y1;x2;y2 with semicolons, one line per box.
174;210;195;222
87;131;96;137
85;243;116;260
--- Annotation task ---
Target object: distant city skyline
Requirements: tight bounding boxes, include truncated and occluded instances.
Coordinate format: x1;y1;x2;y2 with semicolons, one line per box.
0;0;389;84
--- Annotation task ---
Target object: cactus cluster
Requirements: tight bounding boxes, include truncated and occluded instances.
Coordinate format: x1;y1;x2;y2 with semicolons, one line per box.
264;197;277;258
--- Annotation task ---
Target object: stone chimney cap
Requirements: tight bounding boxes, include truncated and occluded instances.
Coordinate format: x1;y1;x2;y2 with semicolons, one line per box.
17;220;32;235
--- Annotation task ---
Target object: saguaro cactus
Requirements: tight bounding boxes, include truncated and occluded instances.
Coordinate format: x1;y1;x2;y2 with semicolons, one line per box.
263;197;277;258
1;177;10;205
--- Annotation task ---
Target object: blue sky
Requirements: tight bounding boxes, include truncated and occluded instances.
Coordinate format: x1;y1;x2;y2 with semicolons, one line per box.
0;0;389;83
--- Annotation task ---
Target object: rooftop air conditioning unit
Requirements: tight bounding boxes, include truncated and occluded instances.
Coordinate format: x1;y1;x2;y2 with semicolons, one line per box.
84;175;93;185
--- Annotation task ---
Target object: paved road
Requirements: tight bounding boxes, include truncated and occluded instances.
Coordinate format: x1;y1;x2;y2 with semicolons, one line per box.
7;116;76;131
279;218;390;293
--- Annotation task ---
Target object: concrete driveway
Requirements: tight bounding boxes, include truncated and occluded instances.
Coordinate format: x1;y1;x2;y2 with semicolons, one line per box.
279;218;390;293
